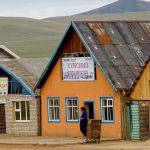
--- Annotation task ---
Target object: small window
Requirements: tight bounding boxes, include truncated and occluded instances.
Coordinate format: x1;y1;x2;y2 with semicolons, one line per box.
47;97;60;122
101;97;114;123
9;80;22;94
66;97;78;122
14;101;30;121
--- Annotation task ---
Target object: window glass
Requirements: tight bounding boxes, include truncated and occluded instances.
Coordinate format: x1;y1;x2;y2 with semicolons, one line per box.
47;97;60;121
101;97;114;123
66;98;78;121
14;101;30;121
21;101;26;120
16;102;20;109
16;111;20;120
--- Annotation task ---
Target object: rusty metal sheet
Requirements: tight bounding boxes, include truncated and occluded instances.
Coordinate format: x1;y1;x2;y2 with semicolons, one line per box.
128;43;148;66
73;21;150;90
115;22;138;44
140;44;150;59
75;23;99;45
129;66;143;78
103;23;125;44
101;45;125;66
89;44;112;67
140;23;150;40
104;66;128;89
88;23;112;44
116;65;136;81
128;23;150;44
115;44;139;66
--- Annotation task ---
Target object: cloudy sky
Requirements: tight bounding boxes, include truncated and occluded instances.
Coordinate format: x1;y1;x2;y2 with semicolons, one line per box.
0;0;150;19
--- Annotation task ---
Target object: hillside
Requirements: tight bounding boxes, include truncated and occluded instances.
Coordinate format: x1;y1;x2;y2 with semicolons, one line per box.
0;11;150;58
81;0;150;15
0;17;65;58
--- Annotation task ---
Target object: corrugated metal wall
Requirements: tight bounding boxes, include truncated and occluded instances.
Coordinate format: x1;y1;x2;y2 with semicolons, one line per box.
130;101;140;140
130;101;150;140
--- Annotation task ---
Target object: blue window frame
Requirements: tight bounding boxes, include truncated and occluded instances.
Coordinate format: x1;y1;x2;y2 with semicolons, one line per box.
100;97;114;123
47;97;60;122
66;97;79;122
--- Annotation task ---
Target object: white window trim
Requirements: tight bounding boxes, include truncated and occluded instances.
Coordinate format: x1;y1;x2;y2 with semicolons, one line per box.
66;97;79;122
47;97;60;122
101;97;114;123
14;101;30;122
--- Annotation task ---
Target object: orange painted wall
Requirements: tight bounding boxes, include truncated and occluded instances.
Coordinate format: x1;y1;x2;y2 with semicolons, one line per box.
41;58;122;139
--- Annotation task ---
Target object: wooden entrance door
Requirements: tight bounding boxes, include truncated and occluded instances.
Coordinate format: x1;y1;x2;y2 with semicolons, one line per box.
0;104;6;133
123;104;131;140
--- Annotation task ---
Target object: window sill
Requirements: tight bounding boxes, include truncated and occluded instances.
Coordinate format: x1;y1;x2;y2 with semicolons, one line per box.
48;120;60;123
66;120;79;123
14;120;30;123
102;120;114;124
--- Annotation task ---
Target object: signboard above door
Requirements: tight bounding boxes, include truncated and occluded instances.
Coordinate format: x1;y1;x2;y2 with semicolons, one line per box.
62;57;95;81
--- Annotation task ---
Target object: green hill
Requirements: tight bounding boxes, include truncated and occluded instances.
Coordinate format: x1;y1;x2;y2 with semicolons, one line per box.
0;17;66;58
0;12;150;58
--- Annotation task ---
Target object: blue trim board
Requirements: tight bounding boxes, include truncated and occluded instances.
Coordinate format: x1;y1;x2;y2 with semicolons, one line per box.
47;96;61;123
0;65;33;96
100;96;115;124
65;97;79;123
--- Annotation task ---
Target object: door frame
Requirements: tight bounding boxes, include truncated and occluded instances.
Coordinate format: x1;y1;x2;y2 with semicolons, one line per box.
83;100;95;119
0;104;6;134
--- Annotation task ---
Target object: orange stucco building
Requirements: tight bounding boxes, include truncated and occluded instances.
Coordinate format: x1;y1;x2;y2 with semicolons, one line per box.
36;21;150;140
41;58;122;138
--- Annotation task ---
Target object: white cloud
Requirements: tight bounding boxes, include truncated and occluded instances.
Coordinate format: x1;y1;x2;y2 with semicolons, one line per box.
0;0;149;19
0;0;117;18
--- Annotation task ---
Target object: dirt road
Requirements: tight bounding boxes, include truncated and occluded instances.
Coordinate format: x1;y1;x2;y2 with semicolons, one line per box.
1;140;150;150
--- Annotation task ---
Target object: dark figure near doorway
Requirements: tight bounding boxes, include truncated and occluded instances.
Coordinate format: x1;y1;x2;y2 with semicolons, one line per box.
80;107;88;137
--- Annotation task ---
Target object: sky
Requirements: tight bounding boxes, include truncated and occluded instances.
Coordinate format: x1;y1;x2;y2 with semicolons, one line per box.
0;0;150;19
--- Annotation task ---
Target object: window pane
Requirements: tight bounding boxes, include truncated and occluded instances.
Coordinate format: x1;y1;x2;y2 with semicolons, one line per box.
102;107;108;120
16;102;19;109
101;98;114;122
49;107;54;120
54;100;59;106
102;99;107;106
73;100;77;106
66;99;78;121
16;112;20;120
21;101;26;120
108;100;113;106
68;107;73;120
49;100;53;106
73;107;78;120
55;107;59;120
108;107;113;121
67;100;72;106
48;98;60;121
27;101;30;120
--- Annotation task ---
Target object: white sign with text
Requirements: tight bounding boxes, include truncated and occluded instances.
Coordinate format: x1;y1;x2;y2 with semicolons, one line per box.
62;57;95;81
0;78;8;95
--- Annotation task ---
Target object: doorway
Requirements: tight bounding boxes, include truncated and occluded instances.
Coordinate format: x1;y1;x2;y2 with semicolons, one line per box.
84;101;94;119
0;104;6;133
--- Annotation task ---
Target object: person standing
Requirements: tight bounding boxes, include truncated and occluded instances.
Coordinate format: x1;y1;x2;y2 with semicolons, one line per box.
80;107;88;137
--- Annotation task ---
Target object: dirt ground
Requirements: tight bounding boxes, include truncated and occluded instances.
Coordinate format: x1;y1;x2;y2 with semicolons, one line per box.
1;140;150;150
